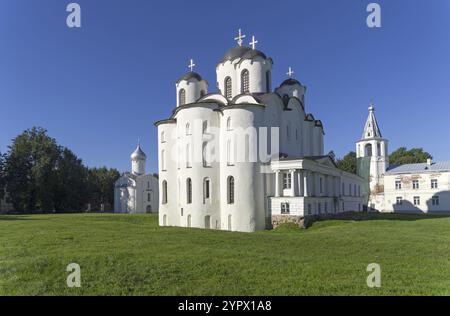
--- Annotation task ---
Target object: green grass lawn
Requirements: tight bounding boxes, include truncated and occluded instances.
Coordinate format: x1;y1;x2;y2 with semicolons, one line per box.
1;212;450;295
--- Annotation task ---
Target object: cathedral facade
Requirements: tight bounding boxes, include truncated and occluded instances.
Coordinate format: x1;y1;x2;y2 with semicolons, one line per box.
114;143;159;214
155;31;366;232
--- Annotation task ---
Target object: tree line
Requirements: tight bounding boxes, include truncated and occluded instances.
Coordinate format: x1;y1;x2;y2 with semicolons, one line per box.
336;147;433;174
0;127;120;213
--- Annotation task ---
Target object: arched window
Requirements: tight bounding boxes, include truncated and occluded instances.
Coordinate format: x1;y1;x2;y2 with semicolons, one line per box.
202;142;210;167
162;180;168;204
365;144;373;157
161;150;166;171
179;89;186;105
226;117;232;131
282;94;289;108
161;131;165;143
163;214;167;226
225;77;232;99
227;176;235;204
186;178;192;204
266;70;271;92
186;123;191;135
241;69;249;93
186;144;192;168
146;205;152;213
202;120;208;134
203;178;211;203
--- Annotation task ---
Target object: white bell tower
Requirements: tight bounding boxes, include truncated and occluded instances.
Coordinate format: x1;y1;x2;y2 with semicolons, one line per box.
356;104;389;196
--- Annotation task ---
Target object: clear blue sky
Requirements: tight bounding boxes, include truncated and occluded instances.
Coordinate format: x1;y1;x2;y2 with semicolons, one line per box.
1;0;449;173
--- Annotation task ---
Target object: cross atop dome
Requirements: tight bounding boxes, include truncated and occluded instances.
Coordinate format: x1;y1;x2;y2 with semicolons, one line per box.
249;35;258;50
188;59;196;72
234;28;246;47
287;67;294;78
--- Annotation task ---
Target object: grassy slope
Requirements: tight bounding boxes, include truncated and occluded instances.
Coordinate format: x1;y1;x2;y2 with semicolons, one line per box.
1;213;450;295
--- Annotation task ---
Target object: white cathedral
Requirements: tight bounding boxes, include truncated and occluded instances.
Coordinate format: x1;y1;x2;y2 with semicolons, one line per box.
114;143;159;214
154;31;367;232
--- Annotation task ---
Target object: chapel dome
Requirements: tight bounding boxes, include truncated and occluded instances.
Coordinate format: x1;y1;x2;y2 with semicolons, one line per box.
130;144;146;161
219;46;268;64
176;71;203;84
280;78;302;86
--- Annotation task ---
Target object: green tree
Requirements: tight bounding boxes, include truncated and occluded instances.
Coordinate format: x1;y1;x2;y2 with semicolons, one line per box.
4;127;60;212
389;147;432;165
87;167;120;211
0;152;5;201
336;151;357;174
53;148;89;212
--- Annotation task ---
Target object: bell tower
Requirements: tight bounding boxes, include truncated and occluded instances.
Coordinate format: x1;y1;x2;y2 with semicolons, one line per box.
356;104;389;199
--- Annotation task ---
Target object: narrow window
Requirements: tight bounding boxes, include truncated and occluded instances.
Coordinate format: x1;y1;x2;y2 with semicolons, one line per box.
202;120;208;134
227;176;235;204
162;180;168;204
283;173;292;189
281;202;290;214
203;178;210;203
431;179;438;189
186;178;192;204
186;123;191;135
432;196;440;206
226;117;232;131
395;180;402;190
179;89;186;105
412;180;419;189
365;144;373;157
228;214;232;231
241;69;249;93
147;193;151;202
202;142;208;167
377;142;381;156
319;177;323;194
266;70;271;92
161;131;165;143
225;77;232;99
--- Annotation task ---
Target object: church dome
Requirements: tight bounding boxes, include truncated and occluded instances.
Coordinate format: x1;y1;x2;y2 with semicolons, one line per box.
280;78;302;86
219;46;268;64
131;144;146;161
176;71;203;84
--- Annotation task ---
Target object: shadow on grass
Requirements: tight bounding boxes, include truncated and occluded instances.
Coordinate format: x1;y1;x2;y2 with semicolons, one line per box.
0;216;42;221
316;211;450;223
